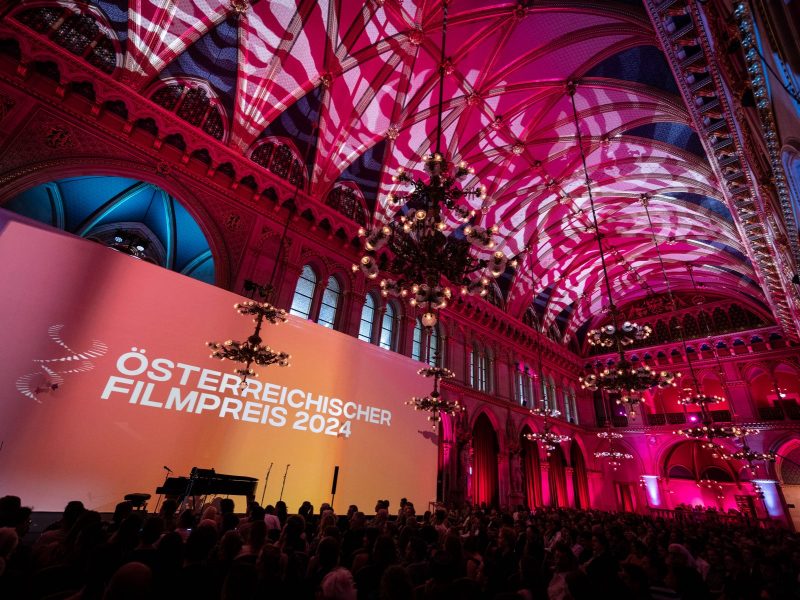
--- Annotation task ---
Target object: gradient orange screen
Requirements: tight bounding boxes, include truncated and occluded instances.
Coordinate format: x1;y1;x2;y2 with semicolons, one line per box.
0;217;438;513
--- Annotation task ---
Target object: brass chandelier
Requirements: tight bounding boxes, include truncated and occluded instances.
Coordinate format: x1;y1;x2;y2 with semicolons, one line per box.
405;365;462;430
525;407;570;457
569;86;676;411
354;1;517;329
207;301;290;384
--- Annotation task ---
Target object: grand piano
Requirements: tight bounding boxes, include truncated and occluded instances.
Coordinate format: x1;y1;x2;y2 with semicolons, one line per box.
156;468;258;504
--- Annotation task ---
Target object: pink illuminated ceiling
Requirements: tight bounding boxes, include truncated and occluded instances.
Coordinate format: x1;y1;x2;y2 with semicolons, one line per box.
10;0;770;346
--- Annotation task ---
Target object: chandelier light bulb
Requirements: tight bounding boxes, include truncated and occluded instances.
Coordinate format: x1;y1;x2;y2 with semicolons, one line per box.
421;311;438;328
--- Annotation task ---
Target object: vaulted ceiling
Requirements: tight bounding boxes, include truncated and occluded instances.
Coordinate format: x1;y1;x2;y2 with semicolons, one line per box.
8;0;773;348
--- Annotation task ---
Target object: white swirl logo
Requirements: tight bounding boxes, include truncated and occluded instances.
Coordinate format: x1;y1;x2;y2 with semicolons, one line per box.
16;325;108;402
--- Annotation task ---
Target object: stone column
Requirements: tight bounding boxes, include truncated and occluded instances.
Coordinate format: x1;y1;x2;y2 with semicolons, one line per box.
727;379;756;420
497;450;510;510
341;289;365;338
540;462;551;506
565;466;575;507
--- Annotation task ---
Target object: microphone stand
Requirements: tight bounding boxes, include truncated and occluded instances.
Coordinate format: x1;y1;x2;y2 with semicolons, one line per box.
279;464;290;502
260;462;273;506
154;466;172;514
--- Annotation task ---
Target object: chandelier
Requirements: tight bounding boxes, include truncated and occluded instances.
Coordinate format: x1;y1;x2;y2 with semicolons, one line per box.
207;301;290;384
405;365;462;430
594;448;633;471
587;320;652;348
675;421;756;446
580;359;677;407
105;229;152;261
697;478;725;499
568;86;676;410
525;407;570;457
678;392;725;406
353;2;517;328
711;433;775;478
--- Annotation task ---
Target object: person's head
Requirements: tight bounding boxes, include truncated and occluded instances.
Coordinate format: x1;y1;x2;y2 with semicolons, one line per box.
220;512;239;533
553;541;576;571
317;536;340;571
320;567;356;600
63;500;86;527
249;504;265;522
667;543;693;569
219;530;243;561
140;516;164;546
112;501;134;525
248;520;267;550
591;533;608;555
0;527;19;559
177;509;194;530
219;498;235;515
159;499;178;519
0;496;21;527
379;565;413;600
103;562;152;600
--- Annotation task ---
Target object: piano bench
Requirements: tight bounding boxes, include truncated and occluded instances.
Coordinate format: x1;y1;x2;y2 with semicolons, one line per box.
124;493;151;511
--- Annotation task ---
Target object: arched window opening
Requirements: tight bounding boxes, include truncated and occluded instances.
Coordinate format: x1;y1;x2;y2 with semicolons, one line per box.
379;302;396;350
16;7;118;74
358;293;376;343
290;265;317;320
318;276;341;329
470;344;489;392
150;81;227;141
516;365;532;407
562;388;572;422
325;184;368;227
251;140;305;188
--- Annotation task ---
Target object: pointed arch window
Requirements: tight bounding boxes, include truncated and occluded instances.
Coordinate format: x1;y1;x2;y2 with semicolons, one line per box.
358;293;376;342
150;80;227;141
318;276;341;329
516;365;532;407
290;265;317;319
379;303;396;350
471;344;489;392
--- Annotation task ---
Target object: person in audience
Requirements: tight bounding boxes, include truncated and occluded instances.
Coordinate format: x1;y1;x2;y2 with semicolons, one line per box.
0;493;798;600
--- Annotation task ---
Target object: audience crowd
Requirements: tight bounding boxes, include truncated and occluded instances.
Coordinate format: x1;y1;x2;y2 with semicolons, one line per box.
0;493;798;600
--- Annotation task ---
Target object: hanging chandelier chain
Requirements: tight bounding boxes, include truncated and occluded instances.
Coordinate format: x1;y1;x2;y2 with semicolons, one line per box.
568;83;621;351
641;197;702;397
434;0;448;157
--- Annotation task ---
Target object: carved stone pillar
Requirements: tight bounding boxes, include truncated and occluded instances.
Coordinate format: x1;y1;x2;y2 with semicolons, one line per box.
497;450;510;510
587;470;606;510
540;462;551;506
565;466;575;507
441;440;454;503
342;290;365;338
508;451;524;508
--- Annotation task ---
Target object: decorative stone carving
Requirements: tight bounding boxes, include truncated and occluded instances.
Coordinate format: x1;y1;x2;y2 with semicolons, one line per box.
44;126;74;149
